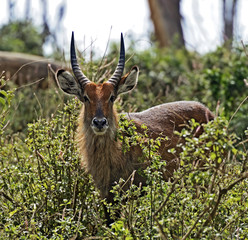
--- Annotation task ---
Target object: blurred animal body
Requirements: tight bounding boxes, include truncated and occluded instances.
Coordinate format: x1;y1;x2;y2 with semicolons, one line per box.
0;51;63;88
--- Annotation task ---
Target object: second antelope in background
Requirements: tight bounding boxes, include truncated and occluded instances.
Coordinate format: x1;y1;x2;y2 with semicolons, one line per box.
56;32;214;222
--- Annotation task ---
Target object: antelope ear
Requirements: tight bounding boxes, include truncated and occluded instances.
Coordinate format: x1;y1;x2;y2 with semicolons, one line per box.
116;66;139;95
56;69;82;98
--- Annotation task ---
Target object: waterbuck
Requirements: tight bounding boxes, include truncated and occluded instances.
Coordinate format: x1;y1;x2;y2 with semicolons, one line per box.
56;32;214;223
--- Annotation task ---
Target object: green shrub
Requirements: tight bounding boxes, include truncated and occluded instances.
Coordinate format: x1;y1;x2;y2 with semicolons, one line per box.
0;21;43;56
102;116;248;239
5;85;65;135
0;76;14;132
1;40;248;238
0;99;107;239
1;94;248;238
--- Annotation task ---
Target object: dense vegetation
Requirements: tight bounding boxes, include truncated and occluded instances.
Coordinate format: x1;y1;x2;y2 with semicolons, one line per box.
0;42;248;239
0;21;44;56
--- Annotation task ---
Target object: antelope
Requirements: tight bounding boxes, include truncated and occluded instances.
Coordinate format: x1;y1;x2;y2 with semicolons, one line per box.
56;32;214;223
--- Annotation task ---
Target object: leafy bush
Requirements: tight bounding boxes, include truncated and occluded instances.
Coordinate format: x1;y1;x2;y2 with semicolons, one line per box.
1;93;247;238
0;99;108;239
0;76;14;133
5;84;65;135
0;40;248;238
0;21;43;56
103;116;248;239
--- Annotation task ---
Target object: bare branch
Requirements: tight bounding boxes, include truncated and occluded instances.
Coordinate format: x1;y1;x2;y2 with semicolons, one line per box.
181;207;209;240
195;171;248;238
154;215;169;240
244;79;248;87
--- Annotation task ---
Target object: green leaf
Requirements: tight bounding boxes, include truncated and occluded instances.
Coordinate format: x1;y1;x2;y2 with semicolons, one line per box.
0;96;5;106
210;152;216;160
0;90;8;97
232;148;238;155
9;208;19;217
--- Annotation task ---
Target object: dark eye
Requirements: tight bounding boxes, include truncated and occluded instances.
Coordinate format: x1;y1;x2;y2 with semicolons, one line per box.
110;95;115;102
83;96;89;102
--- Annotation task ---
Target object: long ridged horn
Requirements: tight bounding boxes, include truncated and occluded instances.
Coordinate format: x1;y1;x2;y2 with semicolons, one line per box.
70;31;91;88
107;33;125;86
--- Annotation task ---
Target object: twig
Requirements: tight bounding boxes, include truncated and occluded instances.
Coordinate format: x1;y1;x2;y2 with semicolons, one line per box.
10;59;49;81
241;41;248;88
228;96;248;126
241;40;248;58
30;201;45;222
0;190;15;204
0;191;23;209
48;63;56;76
16;78;45;90
99;58;116;70
244;79;248;87
126;53;135;64
154;215;168;240
215;100;220;117
1;120;10;131
220;210;245;235
97;26;112;79
181;207;209;240
154;170;189;217
195;171;248;238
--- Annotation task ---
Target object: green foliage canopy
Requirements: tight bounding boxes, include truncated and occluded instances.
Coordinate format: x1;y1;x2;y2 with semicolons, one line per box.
0;21;43;56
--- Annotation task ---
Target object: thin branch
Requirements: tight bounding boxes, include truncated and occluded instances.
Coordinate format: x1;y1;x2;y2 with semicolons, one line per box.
195;171;248;238
241;40;248;58
241;40;248;88
48;63;56;76
220;210;246;234
10;59;50;81
181;206;209;240
0;190;15;204
228;96;248;125
16;78;45;90
154;215;168;240
244;79;248;87
96;26;112;79
154;170;192;217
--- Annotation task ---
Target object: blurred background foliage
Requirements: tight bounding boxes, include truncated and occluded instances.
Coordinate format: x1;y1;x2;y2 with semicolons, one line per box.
1;32;248;137
0;21;43;56
109;40;248;136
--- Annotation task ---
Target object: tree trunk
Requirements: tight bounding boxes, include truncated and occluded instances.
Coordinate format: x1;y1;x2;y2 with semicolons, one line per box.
223;0;238;45
25;0;31;20
148;0;184;48
8;0;16;22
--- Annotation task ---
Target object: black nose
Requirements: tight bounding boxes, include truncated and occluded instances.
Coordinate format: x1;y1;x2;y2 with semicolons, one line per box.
92;117;108;129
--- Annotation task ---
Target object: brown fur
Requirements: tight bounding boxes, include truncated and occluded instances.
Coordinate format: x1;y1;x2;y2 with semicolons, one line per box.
56;59;214;226
55;33;215;225
76;100;214;199
76;105;145;200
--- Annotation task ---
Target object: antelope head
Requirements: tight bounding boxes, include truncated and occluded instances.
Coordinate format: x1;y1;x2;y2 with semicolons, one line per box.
56;32;139;135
